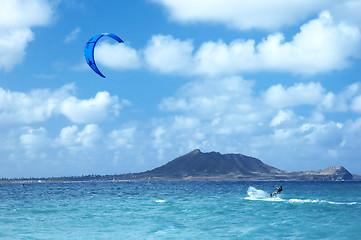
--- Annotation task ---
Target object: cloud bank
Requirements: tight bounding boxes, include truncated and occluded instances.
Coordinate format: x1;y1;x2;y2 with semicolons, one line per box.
152;0;360;31
2;78;361;177
143;12;360;76
94;11;360;76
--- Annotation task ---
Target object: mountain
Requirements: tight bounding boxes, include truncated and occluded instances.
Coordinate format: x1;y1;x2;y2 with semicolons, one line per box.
128;149;353;181
141;149;281;179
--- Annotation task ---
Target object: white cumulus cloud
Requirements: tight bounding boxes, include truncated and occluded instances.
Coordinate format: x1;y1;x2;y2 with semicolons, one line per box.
351;95;361;112
270;110;296;127
0;29;34;71
332;0;361;29
0;0;53;71
108;127;137;149
19;127;50;158
144;34;194;74
96;42;141;70
60;91;129;124
57;124;102;150
263;82;326;108
255;11;361;73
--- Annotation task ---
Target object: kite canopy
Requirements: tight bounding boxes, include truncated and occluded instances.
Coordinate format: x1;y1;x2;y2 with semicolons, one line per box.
84;33;123;78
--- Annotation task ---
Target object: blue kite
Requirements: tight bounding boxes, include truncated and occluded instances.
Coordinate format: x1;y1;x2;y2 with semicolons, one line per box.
84;33;123;78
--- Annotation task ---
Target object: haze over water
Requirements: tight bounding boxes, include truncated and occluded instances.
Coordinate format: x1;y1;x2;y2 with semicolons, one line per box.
1;181;360;239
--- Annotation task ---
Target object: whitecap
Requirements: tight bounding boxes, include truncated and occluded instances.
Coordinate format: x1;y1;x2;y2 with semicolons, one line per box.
287;198;358;205
246;186;269;199
245;186;285;202
245;187;359;205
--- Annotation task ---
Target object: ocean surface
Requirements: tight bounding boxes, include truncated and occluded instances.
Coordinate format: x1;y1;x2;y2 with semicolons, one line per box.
0;181;360;239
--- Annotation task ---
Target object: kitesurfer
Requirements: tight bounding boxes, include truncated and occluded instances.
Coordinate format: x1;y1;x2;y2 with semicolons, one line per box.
270;186;282;197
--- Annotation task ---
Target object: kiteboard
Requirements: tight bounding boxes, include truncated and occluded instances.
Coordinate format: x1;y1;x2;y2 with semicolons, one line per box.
270;192;278;197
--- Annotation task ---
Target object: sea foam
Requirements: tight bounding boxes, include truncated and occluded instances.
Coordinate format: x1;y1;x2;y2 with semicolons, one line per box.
245;186;359;205
245;186;282;202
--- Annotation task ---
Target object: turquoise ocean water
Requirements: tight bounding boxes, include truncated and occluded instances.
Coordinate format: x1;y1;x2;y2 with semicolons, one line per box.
1;181;360;239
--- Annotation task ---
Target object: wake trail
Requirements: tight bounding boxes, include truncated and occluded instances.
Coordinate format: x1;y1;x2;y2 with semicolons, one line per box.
245;186;358;205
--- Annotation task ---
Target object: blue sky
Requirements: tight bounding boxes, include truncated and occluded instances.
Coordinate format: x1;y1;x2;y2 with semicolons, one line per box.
1;0;361;178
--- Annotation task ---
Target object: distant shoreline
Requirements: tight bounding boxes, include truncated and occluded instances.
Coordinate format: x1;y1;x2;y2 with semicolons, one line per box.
1;175;360;184
2;149;359;182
